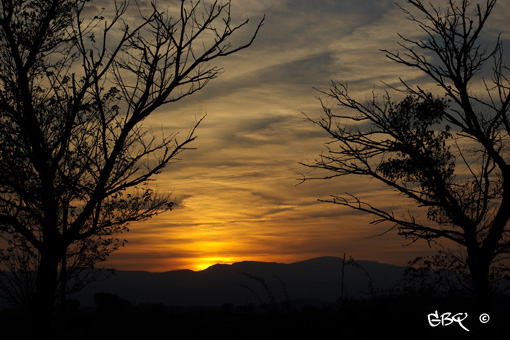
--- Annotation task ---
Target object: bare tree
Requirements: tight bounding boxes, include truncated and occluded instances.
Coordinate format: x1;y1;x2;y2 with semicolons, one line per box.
0;0;263;332
304;0;509;310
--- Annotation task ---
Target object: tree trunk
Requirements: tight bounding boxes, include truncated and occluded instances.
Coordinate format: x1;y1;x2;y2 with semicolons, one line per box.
30;249;59;337
467;252;493;312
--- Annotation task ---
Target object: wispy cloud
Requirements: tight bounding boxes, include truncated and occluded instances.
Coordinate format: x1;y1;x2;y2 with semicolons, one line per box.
104;0;506;272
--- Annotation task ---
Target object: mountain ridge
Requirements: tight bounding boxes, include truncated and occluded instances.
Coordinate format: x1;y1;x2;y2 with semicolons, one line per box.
67;256;407;308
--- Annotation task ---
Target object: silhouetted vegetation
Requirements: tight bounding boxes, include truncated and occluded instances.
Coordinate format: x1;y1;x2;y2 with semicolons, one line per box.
0;0;263;336
304;0;510;311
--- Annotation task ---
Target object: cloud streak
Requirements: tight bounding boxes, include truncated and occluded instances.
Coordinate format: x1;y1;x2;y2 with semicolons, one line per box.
103;0;506;272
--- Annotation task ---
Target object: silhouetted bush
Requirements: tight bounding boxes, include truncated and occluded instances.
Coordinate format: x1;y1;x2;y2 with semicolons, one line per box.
94;292;133;316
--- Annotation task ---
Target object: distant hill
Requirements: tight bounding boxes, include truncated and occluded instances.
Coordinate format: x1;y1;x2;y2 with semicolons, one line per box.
69;256;406;308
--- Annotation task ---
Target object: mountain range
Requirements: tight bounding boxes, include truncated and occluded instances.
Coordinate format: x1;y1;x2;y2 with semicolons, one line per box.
70;256;407;308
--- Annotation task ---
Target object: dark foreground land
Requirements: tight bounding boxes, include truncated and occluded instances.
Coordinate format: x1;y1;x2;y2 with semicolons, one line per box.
1;294;509;340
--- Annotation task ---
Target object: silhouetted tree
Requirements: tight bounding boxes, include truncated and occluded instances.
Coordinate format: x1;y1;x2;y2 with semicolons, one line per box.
0;0;263;332
304;0;509;310
399;250;472;300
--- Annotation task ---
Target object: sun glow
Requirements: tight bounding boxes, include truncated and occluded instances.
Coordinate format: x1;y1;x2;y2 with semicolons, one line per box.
192;257;236;271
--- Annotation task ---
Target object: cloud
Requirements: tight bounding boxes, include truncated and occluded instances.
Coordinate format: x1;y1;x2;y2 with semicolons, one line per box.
100;0;506;272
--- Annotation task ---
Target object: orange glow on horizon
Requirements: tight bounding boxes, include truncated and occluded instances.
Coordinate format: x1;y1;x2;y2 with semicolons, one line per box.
190;257;236;271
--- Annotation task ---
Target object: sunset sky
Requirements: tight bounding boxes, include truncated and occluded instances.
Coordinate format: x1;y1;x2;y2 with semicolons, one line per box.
103;0;510;272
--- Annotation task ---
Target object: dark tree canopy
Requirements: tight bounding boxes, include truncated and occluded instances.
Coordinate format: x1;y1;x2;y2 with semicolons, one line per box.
0;0;263;332
305;0;509;309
